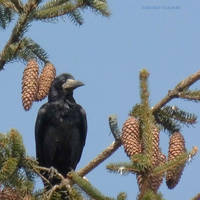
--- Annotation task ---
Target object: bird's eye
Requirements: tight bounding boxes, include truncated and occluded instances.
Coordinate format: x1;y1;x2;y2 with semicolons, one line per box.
62;79;66;84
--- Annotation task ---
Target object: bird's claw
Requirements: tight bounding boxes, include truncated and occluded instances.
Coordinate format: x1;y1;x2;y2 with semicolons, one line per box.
49;166;58;179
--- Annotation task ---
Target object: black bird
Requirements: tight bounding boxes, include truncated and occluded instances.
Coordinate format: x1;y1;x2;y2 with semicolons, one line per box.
35;73;87;186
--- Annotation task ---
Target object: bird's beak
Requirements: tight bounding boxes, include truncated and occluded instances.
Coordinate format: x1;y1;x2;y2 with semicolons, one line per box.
62;79;84;90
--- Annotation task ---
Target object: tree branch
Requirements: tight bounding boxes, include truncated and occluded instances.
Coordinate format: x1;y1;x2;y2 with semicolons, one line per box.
0;0;39;70
152;70;200;113
77;140;121;177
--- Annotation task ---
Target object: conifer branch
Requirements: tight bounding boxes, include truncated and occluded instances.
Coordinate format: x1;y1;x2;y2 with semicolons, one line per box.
34;165;64;181
140;69;150;106
0;158;18;181
177;90;200;102
138;190;165;200
117;193;127;200
0;129;35;194
0;0;19;13
0;0;110;69
154;110;181;133
68;171;114;200
0;5;14;29
139;69;154;166
154;106;197;133
31;165;52;186
33;0;110;22
131;154;150;171
152;70;200;113
0;1;34;69
77;140;121;177
67;186;85;200
152;146;198;177
0;40;22;63
44;184;60;200
18;37;48;62
106;162;143;175
85;0;110;16
67;9;84;25
191;193;200;200
33;0;82;20
10;0;24;13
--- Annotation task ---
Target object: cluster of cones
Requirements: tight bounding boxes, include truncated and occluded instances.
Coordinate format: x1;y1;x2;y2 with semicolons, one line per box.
121;116;187;192
22;59;56;110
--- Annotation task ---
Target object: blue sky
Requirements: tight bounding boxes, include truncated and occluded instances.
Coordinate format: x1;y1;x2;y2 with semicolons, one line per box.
0;0;200;199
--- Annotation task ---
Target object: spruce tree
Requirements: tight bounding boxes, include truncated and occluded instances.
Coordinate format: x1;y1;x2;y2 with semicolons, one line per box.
0;1;199;200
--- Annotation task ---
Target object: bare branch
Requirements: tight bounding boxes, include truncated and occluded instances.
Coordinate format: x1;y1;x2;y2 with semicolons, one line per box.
77;140;121;177
152;70;200;113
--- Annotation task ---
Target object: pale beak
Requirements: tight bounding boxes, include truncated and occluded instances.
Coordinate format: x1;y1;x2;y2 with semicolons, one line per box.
62;79;84;90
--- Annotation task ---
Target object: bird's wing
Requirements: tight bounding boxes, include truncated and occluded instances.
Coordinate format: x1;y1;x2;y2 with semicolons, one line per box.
79;106;87;146
35;103;49;165
68;105;87;169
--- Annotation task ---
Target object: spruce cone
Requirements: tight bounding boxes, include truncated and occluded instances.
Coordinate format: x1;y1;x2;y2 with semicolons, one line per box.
166;132;186;189
137;150;166;192
136;174;143;192
137;125;163;192
22;59;39;110
150;151;166;192
149;126;163;192
121;117;142;157
36;62;56;101
151;125;160;166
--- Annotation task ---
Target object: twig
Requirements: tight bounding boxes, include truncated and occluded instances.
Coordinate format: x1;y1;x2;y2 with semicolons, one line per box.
177;93;200;101
44;184;60;200
191;193;200;200
35;165;64;180
0;0;38;70
152;70;200;112
33;167;52;186
77;140;121;177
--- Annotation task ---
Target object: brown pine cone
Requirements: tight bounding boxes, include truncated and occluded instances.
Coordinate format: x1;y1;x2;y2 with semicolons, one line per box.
36;62;56;101
166;132;186;189
22;59;39;110
150;150;166;192
121;117;142;157
151;125;160;166
137;150;166;192
149;126;163;192
136;174;143;192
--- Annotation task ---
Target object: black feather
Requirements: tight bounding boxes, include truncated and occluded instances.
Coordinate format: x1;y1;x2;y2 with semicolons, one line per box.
35;73;87;187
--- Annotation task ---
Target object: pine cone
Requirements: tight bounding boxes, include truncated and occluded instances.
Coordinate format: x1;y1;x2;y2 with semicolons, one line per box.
36;62;56;101
136;174;143;191
149;126;163;192
137;125;163;192
151;125;160;166
137;150;166;192
121;117;142;157
22;59;39;110
150;150;166;192
166;132;186;189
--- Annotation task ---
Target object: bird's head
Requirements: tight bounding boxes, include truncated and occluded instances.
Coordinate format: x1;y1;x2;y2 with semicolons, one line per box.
48;73;84;102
